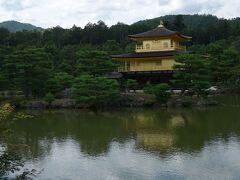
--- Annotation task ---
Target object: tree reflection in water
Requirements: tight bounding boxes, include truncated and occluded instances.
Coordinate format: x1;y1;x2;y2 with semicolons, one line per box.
8;106;240;159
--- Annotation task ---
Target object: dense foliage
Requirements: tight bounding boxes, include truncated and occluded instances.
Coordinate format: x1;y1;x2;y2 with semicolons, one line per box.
173;54;211;96
127;79;138;92
0;14;240;106
189;39;240;92
71;75;119;108
145;83;171;104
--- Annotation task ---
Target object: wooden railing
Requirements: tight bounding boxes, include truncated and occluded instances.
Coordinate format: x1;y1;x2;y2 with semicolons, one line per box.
136;44;186;52
118;64;174;72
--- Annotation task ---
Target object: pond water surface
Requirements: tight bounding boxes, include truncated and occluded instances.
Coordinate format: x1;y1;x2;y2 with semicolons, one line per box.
6;96;240;179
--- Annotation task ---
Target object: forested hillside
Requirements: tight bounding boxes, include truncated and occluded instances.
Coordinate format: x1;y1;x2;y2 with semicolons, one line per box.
0;14;240;107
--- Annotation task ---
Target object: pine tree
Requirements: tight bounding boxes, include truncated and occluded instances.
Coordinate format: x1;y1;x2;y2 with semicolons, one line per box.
172;54;211;96
3;48;51;99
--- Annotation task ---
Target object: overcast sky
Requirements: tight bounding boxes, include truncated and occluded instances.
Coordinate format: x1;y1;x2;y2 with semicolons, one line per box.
0;0;239;28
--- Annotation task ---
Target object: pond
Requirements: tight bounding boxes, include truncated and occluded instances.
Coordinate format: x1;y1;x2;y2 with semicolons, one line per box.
5;96;240;179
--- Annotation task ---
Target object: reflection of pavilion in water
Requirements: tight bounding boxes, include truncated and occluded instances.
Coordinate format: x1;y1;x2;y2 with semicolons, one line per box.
134;113;187;155
9;111;190;159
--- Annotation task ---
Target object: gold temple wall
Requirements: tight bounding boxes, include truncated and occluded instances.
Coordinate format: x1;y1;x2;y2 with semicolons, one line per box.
116;57;176;72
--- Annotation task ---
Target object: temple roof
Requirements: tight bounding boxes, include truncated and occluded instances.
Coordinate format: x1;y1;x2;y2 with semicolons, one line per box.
111;50;191;59
128;21;191;40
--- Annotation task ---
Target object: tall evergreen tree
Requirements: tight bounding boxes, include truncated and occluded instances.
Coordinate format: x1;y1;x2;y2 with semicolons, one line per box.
173;54;211;96
76;50;117;76
3;48;52;99
71;75;119;108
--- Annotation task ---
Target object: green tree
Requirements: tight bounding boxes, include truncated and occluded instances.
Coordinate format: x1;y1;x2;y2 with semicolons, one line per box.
44;92;55;106
45;78;61;95
45;72;74;96
209;47;239;87
0;28;10;45
71;75;119;108
145;83;171;103
101;40;123;54
127;79;138;92
109;22;129;44
76;50;116;76
82;21;109;44
0;46;12;90
58;45;79;75
3;48;51;99
173;54;211;97
54;72;74;91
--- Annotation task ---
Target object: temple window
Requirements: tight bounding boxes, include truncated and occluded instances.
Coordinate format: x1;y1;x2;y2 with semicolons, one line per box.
163;42;168;48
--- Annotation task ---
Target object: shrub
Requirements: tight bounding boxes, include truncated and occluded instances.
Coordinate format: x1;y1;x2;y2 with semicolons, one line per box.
144;83;171;104
44;92;55;106
71;75;120;108
126;79;138;92
181;96;194;107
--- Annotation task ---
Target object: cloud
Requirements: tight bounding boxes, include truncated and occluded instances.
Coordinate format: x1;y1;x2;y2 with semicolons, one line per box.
176;0;223;14
158;0;171;6
1;0;23;11
0;0;239;28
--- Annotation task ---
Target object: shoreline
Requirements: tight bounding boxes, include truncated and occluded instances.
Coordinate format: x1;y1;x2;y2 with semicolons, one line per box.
0;93;224;110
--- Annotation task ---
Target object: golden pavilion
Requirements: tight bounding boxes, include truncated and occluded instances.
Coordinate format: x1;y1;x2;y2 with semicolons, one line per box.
111;21;192;83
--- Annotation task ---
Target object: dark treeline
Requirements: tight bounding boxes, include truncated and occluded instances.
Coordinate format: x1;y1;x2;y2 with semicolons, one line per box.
0;14;240;107
1;14;240;47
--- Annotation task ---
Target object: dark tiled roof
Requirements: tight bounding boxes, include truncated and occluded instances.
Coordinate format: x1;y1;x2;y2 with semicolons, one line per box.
111;51;190;59
128;26;192;40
